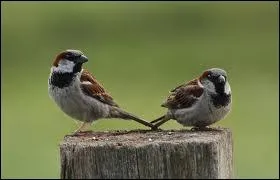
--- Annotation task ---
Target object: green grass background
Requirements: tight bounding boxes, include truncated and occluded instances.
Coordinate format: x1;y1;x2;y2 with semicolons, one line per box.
1;2;279;178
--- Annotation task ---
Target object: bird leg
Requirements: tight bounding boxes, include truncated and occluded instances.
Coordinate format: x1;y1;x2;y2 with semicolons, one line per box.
73;122;92;135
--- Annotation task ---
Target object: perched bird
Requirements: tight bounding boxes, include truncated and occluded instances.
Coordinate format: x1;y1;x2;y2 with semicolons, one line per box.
48;49;155;134
151;68;232;130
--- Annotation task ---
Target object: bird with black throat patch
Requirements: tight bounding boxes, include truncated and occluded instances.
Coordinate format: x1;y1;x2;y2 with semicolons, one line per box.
151;68;232;130
48;49;155;135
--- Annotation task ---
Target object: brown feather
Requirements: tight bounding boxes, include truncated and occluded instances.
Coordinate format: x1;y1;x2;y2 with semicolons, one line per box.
199;70;210;81
53;51;66;67
170;78;197;92
80;69;119;107
162;79;204;109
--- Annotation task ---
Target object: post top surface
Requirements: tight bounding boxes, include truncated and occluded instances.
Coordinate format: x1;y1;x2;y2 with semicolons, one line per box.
60;127;232;147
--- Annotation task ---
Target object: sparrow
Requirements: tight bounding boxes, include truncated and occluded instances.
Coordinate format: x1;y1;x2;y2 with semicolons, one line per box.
151;68;232;130
48;49;155;134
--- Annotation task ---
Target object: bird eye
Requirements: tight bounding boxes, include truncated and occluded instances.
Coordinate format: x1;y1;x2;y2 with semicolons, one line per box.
64;53;71;58
207;74;211;78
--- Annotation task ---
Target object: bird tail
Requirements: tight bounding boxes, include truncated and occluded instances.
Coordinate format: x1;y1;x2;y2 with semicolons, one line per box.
110;108;154;128
150;115;166;123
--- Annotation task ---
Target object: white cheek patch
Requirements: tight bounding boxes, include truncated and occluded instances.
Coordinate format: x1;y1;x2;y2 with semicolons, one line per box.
52;60;75;73
224;82;231;95
81;81;92;85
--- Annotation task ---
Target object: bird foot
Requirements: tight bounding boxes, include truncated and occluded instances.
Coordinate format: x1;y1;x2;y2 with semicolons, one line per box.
71;130;93;136
191;126;213;131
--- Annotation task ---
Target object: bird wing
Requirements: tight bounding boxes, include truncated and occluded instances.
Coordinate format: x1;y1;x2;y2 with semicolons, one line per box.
162;79;204;109
80;69;119;107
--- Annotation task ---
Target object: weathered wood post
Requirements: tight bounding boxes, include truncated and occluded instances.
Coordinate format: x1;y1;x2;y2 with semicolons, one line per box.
60;128;233;179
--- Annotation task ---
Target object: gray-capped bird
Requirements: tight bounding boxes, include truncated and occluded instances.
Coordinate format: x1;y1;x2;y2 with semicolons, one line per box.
151;68;232;130
48;49;155;135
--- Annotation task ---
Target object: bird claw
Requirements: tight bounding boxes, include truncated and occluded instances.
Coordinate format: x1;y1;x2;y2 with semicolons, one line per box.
71;130;93;136
191;126;213;131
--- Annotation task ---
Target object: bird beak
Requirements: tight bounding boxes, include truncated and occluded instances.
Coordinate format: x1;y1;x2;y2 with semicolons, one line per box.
218;75;226;84
77;55;88;63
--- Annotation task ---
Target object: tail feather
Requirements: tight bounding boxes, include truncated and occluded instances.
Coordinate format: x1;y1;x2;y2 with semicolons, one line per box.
119;110;145;121
111;108;154;128
150;115;166;123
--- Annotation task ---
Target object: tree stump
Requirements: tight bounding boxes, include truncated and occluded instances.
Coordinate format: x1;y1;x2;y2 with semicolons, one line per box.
60;128;233;179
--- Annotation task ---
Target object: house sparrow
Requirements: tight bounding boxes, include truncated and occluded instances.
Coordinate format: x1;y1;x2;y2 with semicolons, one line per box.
48;49;155;134
151;68;232;130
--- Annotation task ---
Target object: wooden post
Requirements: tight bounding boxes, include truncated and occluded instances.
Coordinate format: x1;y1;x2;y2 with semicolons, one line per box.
60;128;233;179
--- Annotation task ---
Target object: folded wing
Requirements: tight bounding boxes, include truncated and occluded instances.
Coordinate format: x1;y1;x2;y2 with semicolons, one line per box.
162;79;204;109
80;69;119;107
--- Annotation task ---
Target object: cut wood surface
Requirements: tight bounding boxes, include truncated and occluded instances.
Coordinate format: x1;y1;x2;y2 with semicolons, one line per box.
60;128;233;179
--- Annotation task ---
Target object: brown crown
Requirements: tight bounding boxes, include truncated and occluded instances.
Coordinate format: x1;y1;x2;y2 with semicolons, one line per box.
52;51;67;67
199;70;210;81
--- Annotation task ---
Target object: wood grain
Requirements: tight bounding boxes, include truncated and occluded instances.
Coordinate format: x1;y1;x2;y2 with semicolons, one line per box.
60;128;233;179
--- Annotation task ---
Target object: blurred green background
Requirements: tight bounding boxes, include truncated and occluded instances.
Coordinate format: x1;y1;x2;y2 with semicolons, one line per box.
1;2;279;178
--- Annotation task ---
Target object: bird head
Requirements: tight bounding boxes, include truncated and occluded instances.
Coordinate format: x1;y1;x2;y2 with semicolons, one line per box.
199;68;230;95
52;49;88;73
